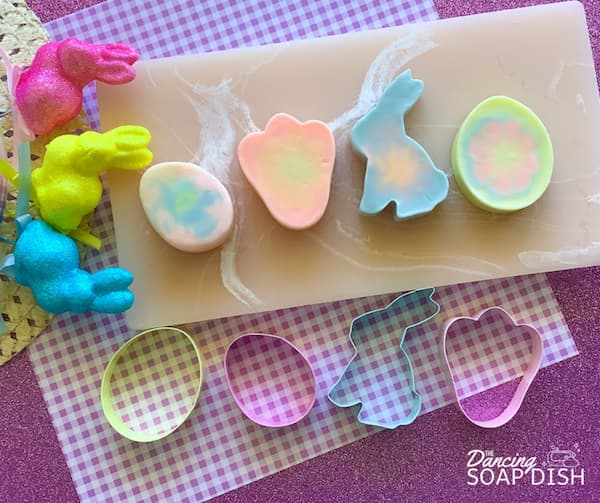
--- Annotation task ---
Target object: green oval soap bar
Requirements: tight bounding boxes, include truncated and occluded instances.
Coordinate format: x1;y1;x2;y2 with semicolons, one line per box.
452;96;553;213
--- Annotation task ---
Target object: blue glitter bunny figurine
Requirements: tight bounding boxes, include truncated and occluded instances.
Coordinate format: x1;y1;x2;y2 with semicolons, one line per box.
13;219;133;314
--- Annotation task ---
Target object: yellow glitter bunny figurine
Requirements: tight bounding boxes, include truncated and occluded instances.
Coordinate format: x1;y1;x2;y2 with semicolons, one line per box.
32;125;153;232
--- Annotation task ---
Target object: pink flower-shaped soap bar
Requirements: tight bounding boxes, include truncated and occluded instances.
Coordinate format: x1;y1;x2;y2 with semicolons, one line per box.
237;113;335;230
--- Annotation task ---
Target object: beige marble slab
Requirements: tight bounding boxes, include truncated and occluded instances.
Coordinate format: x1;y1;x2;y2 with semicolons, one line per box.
98;1;600;329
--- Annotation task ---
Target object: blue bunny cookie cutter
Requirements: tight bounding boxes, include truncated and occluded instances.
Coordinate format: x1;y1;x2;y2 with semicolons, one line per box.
328;288;440;428
351;69;449;220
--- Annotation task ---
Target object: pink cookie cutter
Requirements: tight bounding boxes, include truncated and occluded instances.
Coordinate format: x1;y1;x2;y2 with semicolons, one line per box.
442;307;543;428
224;333;317;427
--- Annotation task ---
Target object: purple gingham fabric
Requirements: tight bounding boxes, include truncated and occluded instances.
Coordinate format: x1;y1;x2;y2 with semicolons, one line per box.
28;199;577;502
225;334;316;427
328;288;439;428
109;329;201;436
27;0;578;501
445;310;537;400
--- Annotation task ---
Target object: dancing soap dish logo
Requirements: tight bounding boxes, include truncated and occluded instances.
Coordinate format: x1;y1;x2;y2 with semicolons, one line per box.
466;444;585;486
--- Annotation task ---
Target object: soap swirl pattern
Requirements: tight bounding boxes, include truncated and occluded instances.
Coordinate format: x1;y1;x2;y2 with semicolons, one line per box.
451;96;553;213
139;162;234;253
351;70;449;220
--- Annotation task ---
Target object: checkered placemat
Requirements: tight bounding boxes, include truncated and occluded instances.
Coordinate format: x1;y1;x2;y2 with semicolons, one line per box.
28;201;577;502
26;1;578;501
225;334;316;427
445;310;536;399
328;288;439;428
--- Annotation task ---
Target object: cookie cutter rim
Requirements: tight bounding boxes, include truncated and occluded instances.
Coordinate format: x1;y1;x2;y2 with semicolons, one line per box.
442;306;543;428
328;288;440;429
101;326;204;442
224;332;317;428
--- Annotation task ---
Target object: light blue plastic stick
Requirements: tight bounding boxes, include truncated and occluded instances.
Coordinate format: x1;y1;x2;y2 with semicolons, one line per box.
15;141;31;227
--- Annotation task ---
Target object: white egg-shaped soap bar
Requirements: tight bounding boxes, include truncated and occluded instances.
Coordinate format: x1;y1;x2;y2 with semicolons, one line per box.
139;161;234;252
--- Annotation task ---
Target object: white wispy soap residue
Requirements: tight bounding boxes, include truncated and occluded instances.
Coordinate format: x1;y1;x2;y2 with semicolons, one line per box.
328;28;438;133
546;60;593;99
176;71;262;306
587;193;600;204
576;92;587;113
176;73;259;182
173;28;437;306
546;60;565;98
519;244;600;268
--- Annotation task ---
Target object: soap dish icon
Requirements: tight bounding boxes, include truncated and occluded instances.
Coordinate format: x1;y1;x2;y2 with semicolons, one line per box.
328;288;440;428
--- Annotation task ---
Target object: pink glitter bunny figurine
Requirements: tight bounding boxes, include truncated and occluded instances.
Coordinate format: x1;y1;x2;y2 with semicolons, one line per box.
15;38;139;136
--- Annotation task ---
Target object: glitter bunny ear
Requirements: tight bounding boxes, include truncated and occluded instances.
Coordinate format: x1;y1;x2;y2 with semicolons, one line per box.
56;38;139;85
96;43;139;83
100;43;139;65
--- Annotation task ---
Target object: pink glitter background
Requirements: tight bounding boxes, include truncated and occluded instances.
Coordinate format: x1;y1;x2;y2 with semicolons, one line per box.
0;1;597;502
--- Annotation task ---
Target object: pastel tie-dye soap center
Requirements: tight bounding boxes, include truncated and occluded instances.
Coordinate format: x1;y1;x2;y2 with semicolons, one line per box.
452;96;553;212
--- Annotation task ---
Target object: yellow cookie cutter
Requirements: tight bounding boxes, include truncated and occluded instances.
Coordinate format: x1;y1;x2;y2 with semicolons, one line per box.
101;326;203;442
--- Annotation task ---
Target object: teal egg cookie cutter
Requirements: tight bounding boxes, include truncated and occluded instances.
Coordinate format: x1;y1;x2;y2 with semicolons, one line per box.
328;288;440;428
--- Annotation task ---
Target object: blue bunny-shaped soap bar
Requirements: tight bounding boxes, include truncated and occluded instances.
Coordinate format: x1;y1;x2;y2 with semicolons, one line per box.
13;220;134;314
328;288;440;428
351;70;449;220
